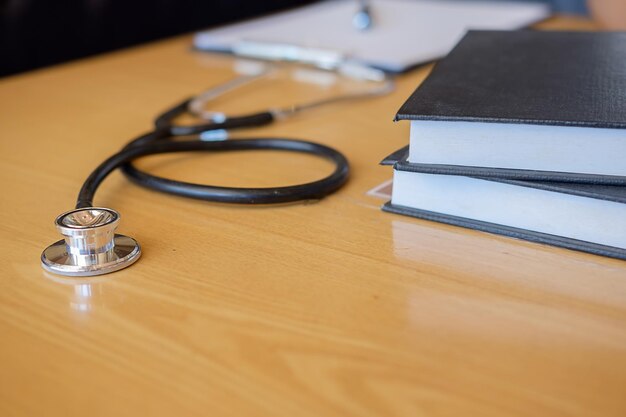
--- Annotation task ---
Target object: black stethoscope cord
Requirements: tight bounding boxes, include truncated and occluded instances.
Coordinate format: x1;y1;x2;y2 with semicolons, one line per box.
75;97;350;209
154;97;277;135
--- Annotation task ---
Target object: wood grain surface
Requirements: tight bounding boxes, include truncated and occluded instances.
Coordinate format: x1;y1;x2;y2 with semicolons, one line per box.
1;16;624;417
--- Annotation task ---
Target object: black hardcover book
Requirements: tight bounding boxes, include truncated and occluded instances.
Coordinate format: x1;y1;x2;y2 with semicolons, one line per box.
395;30;626;183
382;148;626;261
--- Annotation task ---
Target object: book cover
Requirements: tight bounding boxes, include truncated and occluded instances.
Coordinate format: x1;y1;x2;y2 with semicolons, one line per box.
396;30;626;128
383;146;626;185
381;148;626;260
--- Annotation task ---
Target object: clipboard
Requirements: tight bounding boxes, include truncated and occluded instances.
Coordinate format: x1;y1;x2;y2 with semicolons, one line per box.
193;0;550;73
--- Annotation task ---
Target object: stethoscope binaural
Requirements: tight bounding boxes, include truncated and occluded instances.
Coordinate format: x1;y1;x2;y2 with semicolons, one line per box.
41;67;394;277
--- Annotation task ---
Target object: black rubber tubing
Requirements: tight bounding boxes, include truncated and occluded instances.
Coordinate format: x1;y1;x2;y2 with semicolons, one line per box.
75;99;350;208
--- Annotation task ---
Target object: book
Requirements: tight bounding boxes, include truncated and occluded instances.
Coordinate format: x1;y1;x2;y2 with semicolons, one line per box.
193;0;549;73
381;149;626;260
396;30;626;183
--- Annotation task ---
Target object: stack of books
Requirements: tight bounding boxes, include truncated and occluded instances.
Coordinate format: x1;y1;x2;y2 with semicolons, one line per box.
383;30;626;260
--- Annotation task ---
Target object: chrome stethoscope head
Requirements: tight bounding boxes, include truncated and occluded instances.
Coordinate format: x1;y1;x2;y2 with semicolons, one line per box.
41;207;141;277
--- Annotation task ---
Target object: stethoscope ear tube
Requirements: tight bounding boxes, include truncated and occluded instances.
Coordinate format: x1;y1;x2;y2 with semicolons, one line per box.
121;138;349;204
76;136;349;208
154;98;275;136
69;95;350;208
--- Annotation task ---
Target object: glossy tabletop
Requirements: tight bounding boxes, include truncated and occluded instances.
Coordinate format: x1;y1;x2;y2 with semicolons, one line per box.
1;16;625;417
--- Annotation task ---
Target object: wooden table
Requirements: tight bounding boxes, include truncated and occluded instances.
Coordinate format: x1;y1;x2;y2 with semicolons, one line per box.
1;16;624;417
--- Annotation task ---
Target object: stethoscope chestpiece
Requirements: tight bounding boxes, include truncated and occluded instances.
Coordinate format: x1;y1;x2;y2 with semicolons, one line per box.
41;207;141;277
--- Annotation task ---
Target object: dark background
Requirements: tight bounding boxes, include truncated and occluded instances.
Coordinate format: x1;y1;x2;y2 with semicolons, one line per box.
0;0;313;77
0;0;590;78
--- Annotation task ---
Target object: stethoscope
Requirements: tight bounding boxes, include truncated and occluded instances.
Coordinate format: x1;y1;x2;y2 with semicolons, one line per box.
41;65;394;277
